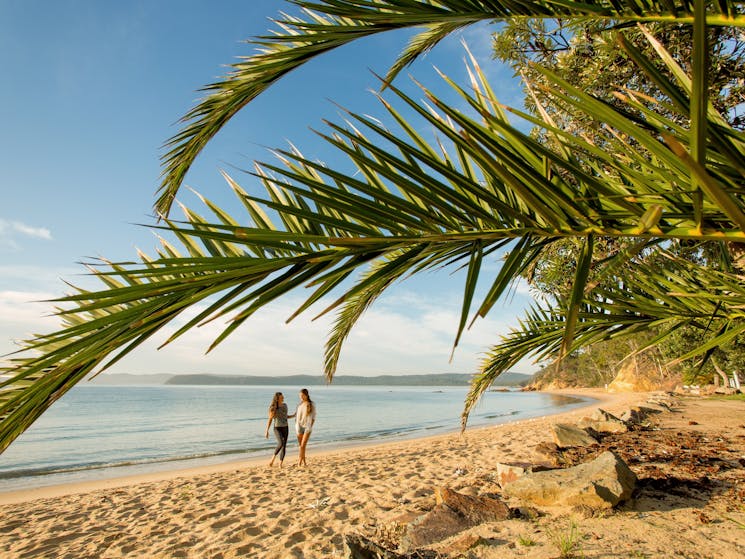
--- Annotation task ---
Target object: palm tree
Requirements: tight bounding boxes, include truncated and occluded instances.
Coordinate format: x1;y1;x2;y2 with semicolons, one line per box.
2;0;744;453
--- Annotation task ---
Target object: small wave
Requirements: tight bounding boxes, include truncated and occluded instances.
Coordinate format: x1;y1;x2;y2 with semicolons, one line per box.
0;447;261;481
481;410;521;420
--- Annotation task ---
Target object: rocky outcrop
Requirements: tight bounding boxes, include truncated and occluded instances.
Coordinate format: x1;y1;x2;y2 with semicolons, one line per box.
502;450;637;509
607;360;659;392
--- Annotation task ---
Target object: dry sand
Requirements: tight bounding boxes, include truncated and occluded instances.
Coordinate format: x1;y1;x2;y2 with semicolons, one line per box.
0;389;743;558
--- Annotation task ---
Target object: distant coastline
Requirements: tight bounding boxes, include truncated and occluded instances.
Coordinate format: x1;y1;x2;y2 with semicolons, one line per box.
90;372;532;387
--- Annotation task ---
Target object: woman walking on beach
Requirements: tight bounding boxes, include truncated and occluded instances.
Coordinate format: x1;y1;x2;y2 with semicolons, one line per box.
265;392;291;468
295;388;316;467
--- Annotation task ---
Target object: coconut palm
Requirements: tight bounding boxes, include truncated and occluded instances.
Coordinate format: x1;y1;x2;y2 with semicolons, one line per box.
2;0;744;453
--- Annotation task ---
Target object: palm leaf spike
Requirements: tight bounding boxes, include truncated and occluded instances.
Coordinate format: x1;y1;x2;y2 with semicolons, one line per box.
222;170;279;231
450;240;483;360
461;40;510;124
690;0;709;228
186;188;255;256
522;74;575;162
559;233;594;361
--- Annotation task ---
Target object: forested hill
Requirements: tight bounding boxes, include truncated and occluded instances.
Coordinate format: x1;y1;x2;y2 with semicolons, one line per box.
162;372;532;387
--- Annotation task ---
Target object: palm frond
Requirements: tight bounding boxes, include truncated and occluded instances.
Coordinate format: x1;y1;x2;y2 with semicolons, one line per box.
157;0;745;216
462;251;745;427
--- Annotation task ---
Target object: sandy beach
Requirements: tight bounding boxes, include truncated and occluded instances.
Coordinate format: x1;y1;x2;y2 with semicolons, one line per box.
1;389;743;558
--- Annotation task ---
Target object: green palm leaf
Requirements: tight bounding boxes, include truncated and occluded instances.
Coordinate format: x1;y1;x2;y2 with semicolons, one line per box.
463;250;745;426
157;0;745;216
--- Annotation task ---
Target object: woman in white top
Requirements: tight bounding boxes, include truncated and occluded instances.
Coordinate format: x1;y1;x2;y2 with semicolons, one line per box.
295;388;316;467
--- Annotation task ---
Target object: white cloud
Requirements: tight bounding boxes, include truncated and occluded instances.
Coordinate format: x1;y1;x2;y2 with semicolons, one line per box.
0;286;539;377
0;219;53;252
0;219;52;240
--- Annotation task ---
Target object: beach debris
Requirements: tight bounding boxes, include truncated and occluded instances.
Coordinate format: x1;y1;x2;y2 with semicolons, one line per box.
502;450;637;509
452;467;467;476
343;533;439;558
551;423;598;448
308;497;331;510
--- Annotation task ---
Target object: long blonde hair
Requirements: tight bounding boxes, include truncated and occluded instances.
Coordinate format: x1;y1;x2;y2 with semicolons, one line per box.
269;392;283;414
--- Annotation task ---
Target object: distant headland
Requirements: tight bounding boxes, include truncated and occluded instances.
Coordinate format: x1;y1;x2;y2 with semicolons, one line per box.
90;372;532;387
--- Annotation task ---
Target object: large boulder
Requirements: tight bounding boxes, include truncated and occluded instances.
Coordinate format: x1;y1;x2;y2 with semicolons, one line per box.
502;451;637;509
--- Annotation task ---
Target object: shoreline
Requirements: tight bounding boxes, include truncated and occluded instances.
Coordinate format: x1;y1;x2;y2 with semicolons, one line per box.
0;388;609;506
10;388;744;558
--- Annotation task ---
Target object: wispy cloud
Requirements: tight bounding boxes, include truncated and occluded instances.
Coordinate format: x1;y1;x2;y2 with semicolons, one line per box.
0;219;53;251
0;290;60;360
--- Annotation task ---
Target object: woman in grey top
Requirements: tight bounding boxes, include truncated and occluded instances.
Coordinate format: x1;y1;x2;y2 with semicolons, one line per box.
265;392;293;467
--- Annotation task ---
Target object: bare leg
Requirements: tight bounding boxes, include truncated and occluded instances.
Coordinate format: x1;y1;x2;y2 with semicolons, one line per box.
298;432;311;466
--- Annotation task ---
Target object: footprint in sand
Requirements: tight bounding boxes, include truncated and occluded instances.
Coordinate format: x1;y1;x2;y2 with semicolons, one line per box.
334;509;349;521
210;517;238;530
284;531;307;547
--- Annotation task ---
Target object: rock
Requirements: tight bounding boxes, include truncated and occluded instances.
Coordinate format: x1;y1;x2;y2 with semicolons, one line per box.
496;462;554;487
620;405;666;425
607;360;659;392
551;423;598;448
638;404;665;415
495;462;529;487
376;512;421;550
400;504;471;551
344;532;439;558
400;488;511;551
434;487;511;523
444;533;490;555
646;393;676;409
577;418;628;435
502;451;637;509
534;441;562;466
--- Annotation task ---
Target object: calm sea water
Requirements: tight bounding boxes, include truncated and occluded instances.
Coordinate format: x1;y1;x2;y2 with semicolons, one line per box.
0;385;591;492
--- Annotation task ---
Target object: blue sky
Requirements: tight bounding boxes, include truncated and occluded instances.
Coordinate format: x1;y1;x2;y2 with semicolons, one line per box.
0;1;539;377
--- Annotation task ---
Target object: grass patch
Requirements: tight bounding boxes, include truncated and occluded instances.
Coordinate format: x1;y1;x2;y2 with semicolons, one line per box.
547;520;584;559
517;534;537;547
708;393;745;401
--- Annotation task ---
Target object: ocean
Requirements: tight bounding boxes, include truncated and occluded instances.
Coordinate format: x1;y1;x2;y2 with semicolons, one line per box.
0;385;592;492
